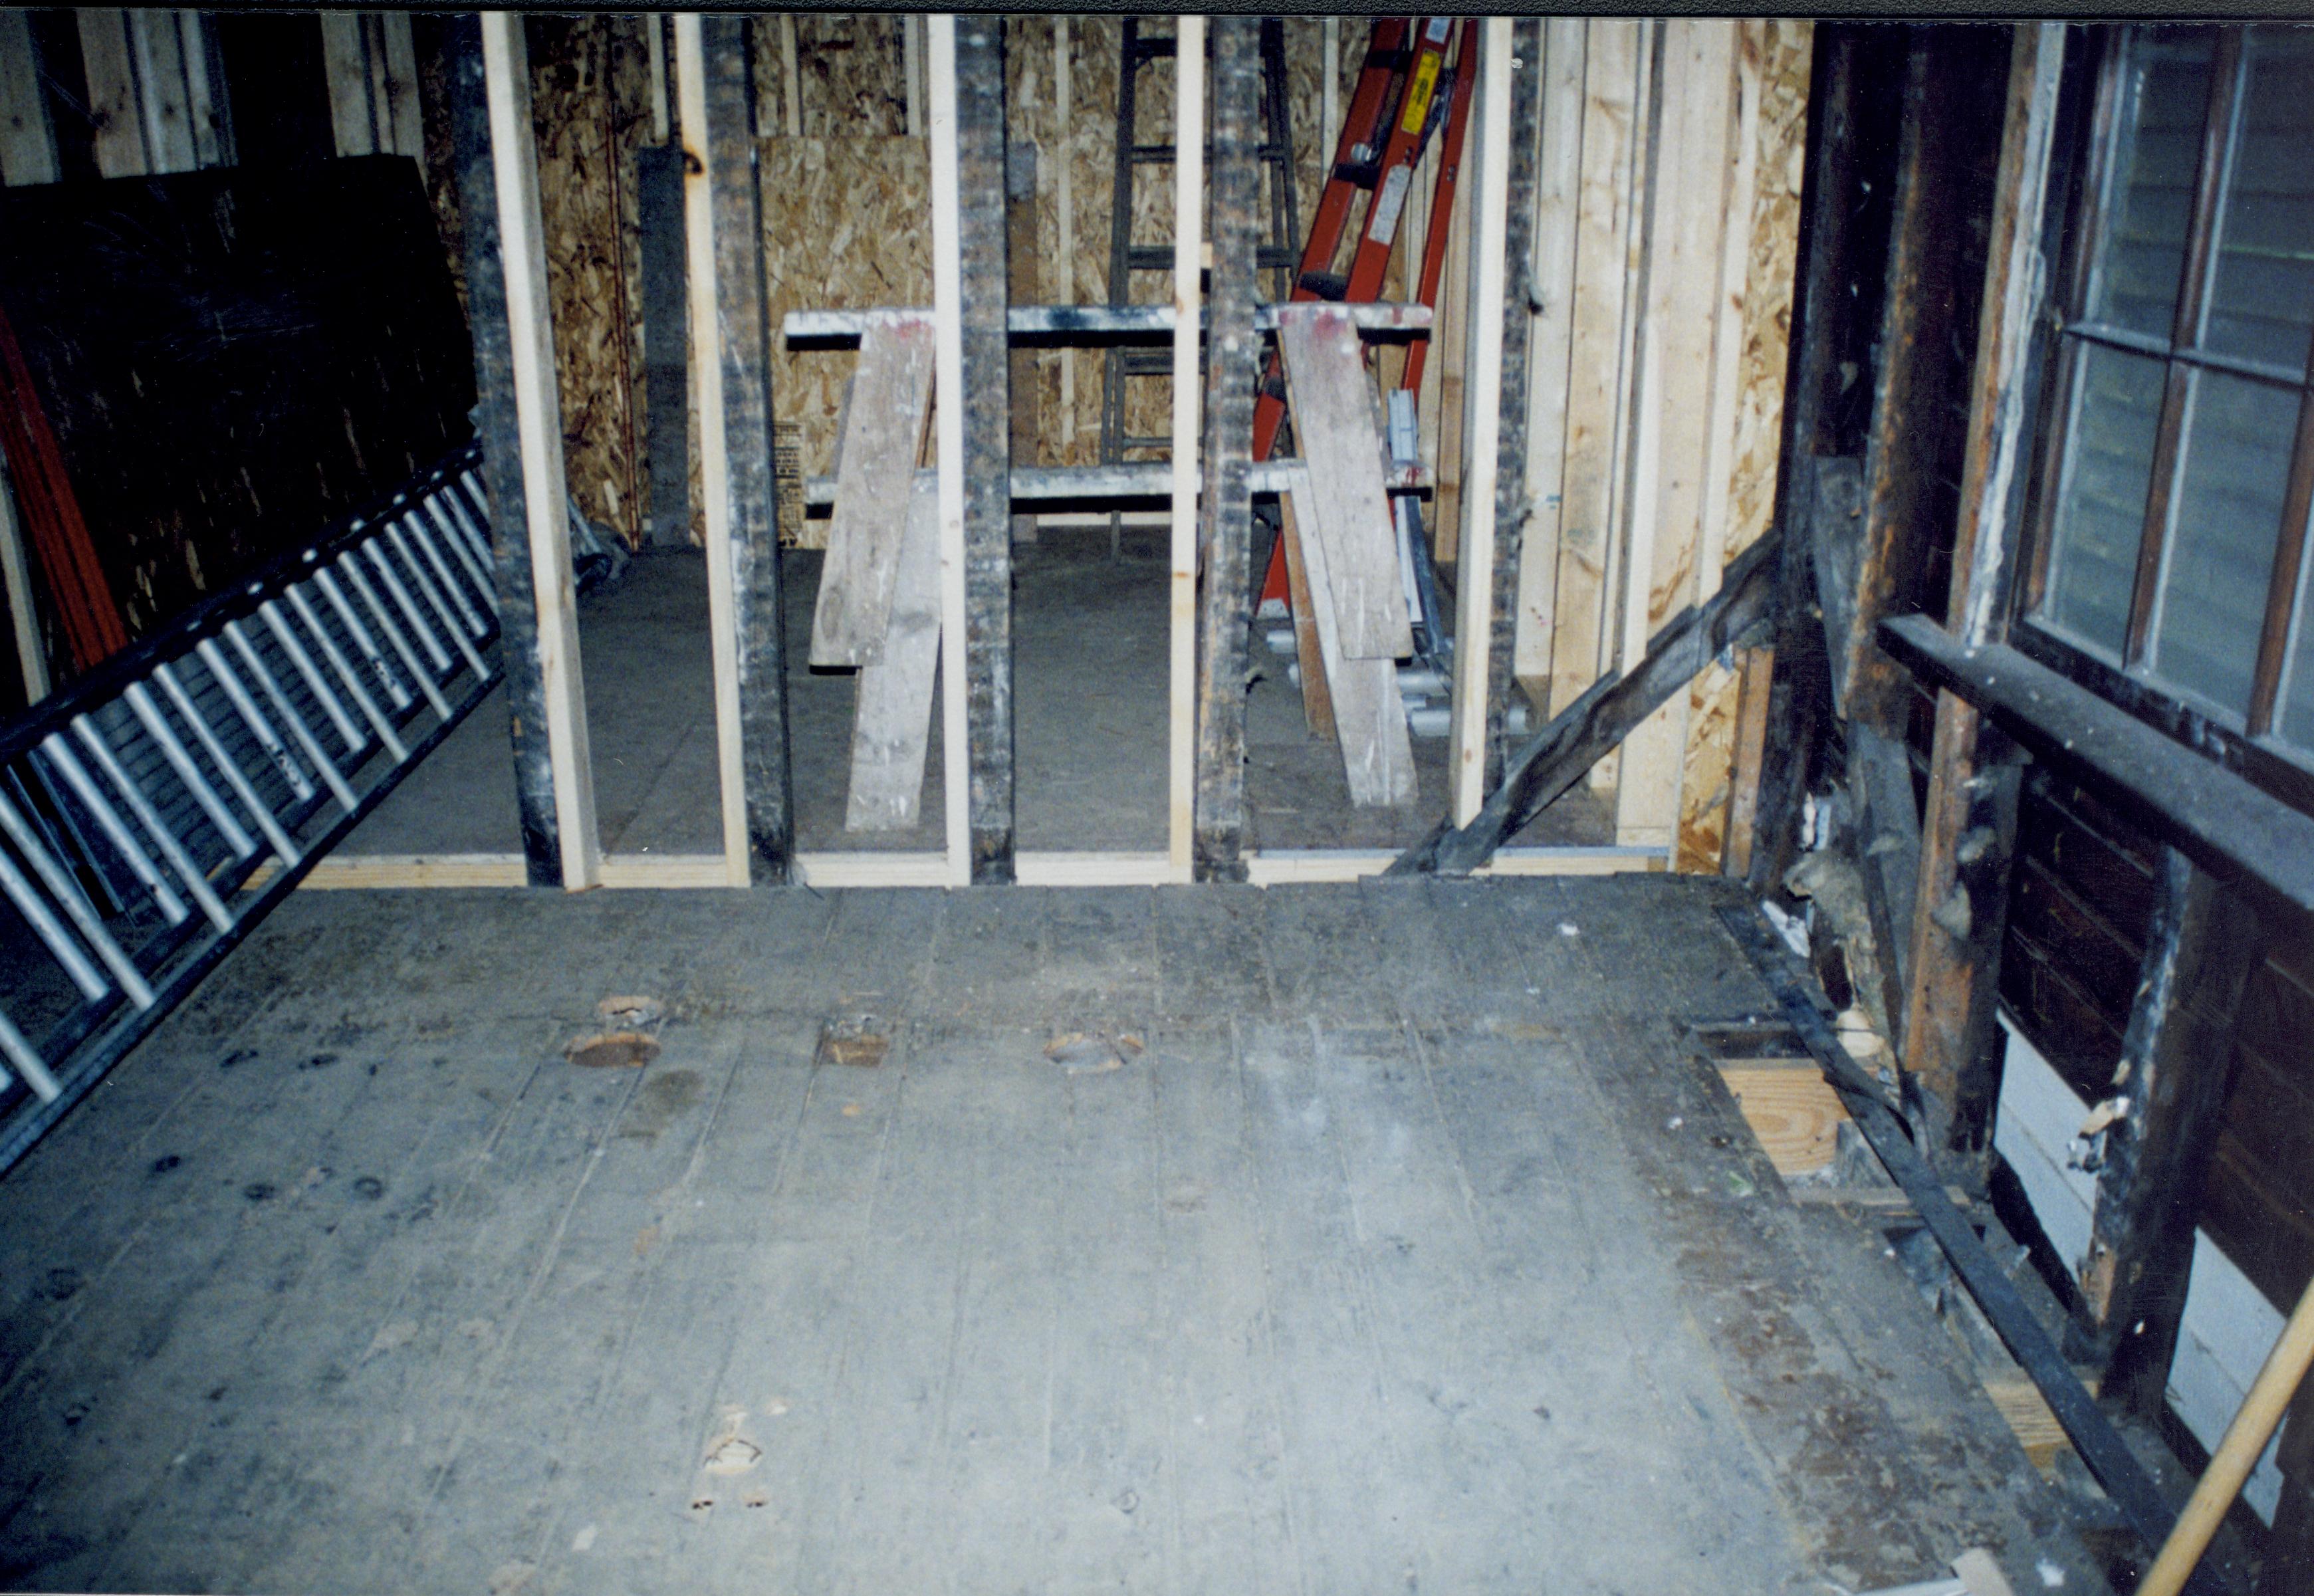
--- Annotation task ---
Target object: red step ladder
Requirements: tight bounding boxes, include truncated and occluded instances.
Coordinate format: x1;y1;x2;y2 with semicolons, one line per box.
1256;15;1478;614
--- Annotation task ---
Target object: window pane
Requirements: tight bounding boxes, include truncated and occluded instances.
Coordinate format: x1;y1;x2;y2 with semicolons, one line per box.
2201;26;2314;370
2041;342;2167;656
2149;371;2297;717
2084;28;2215;340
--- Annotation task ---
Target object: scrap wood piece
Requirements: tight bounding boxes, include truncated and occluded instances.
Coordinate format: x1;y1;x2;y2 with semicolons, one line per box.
1981;1377;2069;1472
1287;466;1415;808
1274;304;1413;662
844;477;940;831
1718;1060;1849;1177
1390;530;1781;876
809;314;934;667
1275;487;1335;740
816;1014;889;1070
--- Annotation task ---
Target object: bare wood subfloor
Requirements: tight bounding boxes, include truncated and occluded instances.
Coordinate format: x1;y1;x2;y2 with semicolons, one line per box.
0;877;2109;1594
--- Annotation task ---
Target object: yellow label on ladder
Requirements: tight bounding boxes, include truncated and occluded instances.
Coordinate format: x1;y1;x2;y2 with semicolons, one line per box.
1399;51;1441;138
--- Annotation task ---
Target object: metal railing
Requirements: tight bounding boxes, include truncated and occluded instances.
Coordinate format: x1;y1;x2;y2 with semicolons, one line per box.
0;443;501;1177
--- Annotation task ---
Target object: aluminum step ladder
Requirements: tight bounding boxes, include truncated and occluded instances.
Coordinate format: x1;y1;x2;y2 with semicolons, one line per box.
0;443;503;1176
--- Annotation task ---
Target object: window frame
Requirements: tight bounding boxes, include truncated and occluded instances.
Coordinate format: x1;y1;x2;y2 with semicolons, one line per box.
2014;22;2314;814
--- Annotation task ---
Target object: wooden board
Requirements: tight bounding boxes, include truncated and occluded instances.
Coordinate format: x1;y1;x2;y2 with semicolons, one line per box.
1512;19;1587;705
1982;1377;2071;1472
126;11;195;174
320;12;376;158
1548;21;1646;721
1615;21;1737;851
1277;493;1336;741
1718;1062;1850;1177
1289;467;1416;808
0;11;57;187
487;10;600;891
1447;19;1520;827
1275;306;1413;662
1167;16;1204;879
812;316;935;667
74;11;145;177
846;479;941;830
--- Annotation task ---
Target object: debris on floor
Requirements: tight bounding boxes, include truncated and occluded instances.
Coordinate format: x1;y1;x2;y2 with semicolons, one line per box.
1042;1029;1145;1074
1849;1545;2018;1596
597;994;667;1028
564;1032;661;1070
816;1015;891;1069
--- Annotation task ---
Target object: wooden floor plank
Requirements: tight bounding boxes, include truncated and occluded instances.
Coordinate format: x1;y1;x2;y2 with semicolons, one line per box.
1151;1022;1303;1595
1233;1018;1428;1594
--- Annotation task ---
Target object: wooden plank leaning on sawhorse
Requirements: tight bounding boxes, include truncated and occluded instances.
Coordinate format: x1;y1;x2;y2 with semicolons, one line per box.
1274;303;1413;664
810;313;935;667
846;475;941;830
1284;463;1415;807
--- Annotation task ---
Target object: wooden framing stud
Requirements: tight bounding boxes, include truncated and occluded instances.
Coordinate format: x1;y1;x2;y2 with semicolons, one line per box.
951;14;1014;885
444;15;564;887
2071;847;2264;1417
1900;24;2067;1175
0;11;60;187
680;14;793;885
1166;15;1206;882
483;11;599;893
1446;17;1518;827
1195;16;1256;881
928;17;975;887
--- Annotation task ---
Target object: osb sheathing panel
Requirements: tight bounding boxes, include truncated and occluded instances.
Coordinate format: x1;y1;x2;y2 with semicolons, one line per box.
754;14;909;140
1676;19;1811;873
761;137;932;548
408;17;653;548
529;15;651;547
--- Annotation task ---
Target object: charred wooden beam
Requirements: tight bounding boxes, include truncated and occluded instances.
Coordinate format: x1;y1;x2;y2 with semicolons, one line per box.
444;13;557;888
957;15;1013;884
1391;532;1779;877
1900;25;2067;1176
1843;31;1962;739
1481;18;1544;794
1744;29;1859;900
1901;693;2023;1167
1193;17;1260;882
1882;616;2314;920
2071;847;2265;1415
699;16;792;881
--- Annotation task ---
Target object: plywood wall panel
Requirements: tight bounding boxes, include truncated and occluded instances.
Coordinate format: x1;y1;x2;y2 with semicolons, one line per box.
1676;19;1812;871
527;15;650;546
760;135;932;545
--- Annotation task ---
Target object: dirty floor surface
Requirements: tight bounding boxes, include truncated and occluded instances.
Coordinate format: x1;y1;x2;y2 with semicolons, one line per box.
342;541;1613;860
0;877;2107;1593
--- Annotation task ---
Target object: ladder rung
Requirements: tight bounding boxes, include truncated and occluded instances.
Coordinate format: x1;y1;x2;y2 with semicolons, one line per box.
1123;245;1299;273
1332;160;1382;191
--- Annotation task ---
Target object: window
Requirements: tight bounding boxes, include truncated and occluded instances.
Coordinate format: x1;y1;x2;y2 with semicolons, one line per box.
2027;24;2314;756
